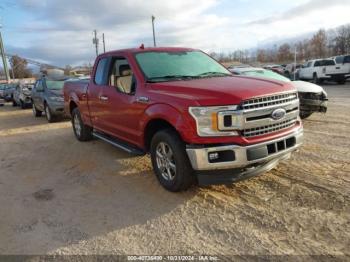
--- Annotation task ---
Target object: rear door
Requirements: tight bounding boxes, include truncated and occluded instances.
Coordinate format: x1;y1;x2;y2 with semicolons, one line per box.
323;59;345;75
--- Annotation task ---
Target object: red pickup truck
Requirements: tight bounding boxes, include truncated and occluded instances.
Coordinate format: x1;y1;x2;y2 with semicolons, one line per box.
64;47;303;192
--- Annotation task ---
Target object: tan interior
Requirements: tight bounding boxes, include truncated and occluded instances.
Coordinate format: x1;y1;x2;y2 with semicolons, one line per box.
117;69;132;93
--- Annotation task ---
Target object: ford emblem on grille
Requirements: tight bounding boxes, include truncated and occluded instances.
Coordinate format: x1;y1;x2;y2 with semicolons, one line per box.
271;108;286;120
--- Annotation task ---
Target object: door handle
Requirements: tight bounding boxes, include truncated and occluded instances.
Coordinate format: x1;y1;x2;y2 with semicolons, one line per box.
99;95;109;101
136;96;149;103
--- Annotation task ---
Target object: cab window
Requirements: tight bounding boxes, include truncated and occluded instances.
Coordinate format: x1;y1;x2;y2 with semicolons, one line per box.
94;58;108;85
107;57;136;95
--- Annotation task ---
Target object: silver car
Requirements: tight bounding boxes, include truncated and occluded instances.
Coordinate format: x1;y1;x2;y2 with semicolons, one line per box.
13;84;34;109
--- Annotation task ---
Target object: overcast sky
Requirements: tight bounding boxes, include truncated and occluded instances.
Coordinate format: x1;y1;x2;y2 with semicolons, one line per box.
1;0;350;67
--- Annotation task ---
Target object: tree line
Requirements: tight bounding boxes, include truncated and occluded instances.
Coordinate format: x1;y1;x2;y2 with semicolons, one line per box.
210;24;350;64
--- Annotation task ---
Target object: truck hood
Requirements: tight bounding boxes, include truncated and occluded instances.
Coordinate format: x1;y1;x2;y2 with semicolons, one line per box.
149;76;296;106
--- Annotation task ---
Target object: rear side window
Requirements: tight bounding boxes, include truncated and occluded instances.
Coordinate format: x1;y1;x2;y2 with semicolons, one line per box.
344;56;350;63
94;58;108;85
335;56;344;64
323;60;335;66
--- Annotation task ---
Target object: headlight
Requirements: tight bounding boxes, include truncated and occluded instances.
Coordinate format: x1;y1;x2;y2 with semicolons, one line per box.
189;105;242;137
49;96;64;102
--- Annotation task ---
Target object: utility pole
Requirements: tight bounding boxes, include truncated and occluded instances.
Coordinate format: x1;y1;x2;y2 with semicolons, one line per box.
92;30;99;57
102;33;106;53
152;15;156;47
293;45;297;81
0;26;10;82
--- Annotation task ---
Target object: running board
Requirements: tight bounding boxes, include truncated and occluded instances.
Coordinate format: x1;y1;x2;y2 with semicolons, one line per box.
93;131;145;156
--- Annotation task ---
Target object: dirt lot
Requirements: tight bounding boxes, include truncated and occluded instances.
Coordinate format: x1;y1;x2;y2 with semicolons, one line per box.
0;83;349;257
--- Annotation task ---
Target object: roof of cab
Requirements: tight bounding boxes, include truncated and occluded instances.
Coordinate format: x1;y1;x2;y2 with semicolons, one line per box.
100;47;198;57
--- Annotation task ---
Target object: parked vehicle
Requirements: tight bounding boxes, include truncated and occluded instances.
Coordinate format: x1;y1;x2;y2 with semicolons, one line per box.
227;64;251;70
64;47;303;192
31;76;68;122
284;63;302;80
3;83;17;102
331;55;350;79
13;84;33;109
230;67;328;119
263;64;284;75
0;84;6;98
298;59;349;84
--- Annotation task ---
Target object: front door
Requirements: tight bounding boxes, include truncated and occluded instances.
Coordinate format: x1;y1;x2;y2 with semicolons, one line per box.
93;56;146;146
32;80;44;110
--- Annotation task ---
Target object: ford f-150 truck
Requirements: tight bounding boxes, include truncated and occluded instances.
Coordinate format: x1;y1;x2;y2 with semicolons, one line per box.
64;47;303;192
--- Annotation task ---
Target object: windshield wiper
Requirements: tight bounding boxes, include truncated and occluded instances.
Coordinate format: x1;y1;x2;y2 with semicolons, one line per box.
146;75;195;83
197;72;232;77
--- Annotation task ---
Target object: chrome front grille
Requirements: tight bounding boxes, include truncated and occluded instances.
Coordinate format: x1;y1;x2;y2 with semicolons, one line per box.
242;92;298;110
242;117;298;137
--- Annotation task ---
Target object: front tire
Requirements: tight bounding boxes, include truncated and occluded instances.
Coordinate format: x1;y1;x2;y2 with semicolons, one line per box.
313;73;320;84
12;100;17;107
32;103;42;117
71;107;93;141
300;111;313;119
150;129;195;192
44;103;55;123
20;100;26;109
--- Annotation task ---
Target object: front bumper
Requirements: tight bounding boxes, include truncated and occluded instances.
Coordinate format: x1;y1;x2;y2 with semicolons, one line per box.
186;127;303;171
48;101;64;115
300;98;327;113
23;96;32;105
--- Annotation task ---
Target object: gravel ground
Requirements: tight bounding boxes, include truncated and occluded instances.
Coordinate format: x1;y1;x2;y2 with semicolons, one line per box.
0;83;349;257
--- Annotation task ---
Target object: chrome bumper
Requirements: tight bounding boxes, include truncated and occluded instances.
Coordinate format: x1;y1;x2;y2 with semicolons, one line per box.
186;127;303;171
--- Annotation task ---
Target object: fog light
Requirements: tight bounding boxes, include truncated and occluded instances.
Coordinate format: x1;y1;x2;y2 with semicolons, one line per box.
208;152;219;161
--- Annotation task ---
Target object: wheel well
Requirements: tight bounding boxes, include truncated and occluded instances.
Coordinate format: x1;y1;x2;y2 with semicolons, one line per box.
69;101;77;114
144;119;177;151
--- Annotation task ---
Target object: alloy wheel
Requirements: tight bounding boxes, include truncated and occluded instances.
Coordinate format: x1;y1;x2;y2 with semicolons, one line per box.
73;114;82;137
155;142;176;181
45;105;51;121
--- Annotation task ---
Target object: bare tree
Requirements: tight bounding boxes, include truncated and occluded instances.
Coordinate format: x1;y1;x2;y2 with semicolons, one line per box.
333;25;350;55
64;65;72;75
9;55;32;79
277;43;293;63
310;29;328;58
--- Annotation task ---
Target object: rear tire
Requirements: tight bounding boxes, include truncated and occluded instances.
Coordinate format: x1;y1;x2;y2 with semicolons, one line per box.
12;100;17;107
150;129;195;192
71;107;93;141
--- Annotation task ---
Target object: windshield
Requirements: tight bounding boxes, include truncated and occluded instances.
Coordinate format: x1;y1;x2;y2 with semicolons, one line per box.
135;51;231;82
46;80;65;90
241;69;290;82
